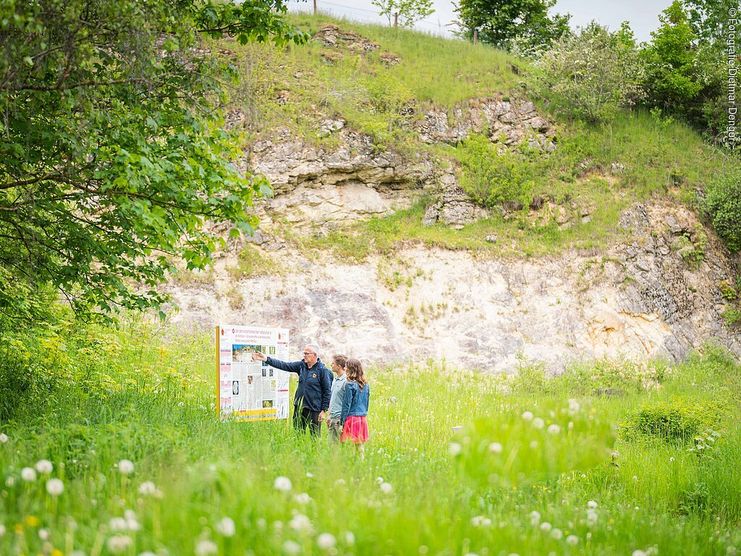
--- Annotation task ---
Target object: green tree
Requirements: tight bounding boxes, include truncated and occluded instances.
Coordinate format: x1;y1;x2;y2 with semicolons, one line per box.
371;0;434;28
0;0;306;322
640;1;703;120
532;22;645;123
454;0;570;52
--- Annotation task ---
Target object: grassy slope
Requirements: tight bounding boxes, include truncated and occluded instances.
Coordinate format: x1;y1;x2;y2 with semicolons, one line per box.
223;14;735;261
1;321;739;555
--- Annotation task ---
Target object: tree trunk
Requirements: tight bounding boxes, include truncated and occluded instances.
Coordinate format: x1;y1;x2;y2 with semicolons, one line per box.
393;12;398;27
313;0;317;15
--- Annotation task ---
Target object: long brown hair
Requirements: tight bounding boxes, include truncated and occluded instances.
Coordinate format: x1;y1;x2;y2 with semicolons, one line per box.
345;358;367;389
332;354;348;368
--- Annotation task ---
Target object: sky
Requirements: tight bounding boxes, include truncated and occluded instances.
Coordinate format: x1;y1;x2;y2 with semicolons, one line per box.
287;0;673;43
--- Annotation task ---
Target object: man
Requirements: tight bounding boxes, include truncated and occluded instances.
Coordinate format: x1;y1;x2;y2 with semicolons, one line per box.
252;344;332;436
326;354;348;442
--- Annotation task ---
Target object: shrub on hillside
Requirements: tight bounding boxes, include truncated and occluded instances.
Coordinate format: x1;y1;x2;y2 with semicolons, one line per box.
531;22;644;123
456;134;534;208
703;171;741;253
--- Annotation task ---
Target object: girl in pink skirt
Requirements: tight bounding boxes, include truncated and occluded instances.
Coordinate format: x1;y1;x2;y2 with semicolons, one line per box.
340;358;370;455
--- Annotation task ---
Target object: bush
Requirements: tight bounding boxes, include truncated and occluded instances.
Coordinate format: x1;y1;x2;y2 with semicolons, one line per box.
703;171;741;252
456;134;534;207
531;22;644;123
625;399;723;442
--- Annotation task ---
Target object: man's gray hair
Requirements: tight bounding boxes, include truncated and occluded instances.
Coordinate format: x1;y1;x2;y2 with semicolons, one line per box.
305;343;321;356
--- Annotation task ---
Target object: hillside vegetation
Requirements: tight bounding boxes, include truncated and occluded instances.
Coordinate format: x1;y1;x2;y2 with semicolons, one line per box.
221;14;738;260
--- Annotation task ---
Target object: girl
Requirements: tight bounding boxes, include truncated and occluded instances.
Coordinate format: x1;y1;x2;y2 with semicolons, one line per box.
340;358;370;456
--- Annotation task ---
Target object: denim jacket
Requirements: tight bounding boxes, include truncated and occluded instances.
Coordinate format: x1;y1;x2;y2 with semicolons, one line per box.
340;381;370;424
265;357;332;412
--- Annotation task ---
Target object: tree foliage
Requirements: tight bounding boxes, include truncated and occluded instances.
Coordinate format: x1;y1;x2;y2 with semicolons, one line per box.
371;0;434;28
0;0;306;321
640;1;703;119
455;0;570;52
532;22;645;123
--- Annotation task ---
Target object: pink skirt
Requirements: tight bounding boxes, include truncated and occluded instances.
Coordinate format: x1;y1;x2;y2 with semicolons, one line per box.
341;416;369;444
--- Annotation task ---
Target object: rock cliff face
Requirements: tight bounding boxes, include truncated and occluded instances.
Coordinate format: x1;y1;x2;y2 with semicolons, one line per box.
166;200;739;372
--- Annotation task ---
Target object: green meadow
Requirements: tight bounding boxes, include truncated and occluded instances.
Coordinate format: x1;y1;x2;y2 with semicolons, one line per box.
1;318;739;555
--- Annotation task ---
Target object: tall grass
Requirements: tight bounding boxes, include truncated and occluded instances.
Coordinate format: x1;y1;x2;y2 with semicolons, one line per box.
1;319;739;555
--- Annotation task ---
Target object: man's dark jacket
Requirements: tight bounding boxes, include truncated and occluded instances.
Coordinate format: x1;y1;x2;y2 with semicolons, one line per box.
265;357;333;412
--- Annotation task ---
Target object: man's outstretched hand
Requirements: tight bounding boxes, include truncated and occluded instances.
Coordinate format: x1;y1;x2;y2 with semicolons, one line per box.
251;351;267;362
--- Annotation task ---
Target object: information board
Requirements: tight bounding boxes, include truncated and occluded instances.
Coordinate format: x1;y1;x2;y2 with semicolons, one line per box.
215;325;290;421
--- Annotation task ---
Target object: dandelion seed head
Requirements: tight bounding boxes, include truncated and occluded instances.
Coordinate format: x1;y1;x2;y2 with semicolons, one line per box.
539;521;552;532
547;424;561;435
35;460;53;474
21;467;37;482
282;540;301;555
274;476;292;492
344;531;355;545
194;539;218;556
216;517;235;537
529;511;541;526
5;477;14;487
0;433;8;443
521;411;534;421
46;478;64;497
566;535;579;545
448;442;462;456
587;500;598;509
117;460;134;475
295;492;311;505
550;528;563;539
289;513;313;534
317;532;336;550
38;528;49;540
380;482;393;494
107;535;133;554
489;442;503;454
532;418;545;429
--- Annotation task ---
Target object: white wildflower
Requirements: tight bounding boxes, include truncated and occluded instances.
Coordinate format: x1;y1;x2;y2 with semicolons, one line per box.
35;459;53;474
380;482;393;494
109;517;128;532
124;510;139;532
532;418;545;429
539;521;552;532
194;539;218;556
521;411;534;421
117;460;134;475
566;535;579;545
547;424;561;435
38;528;50;540
529;511;541;526
289;513;313;534
568;399;580;415
587;500;598;509
488;442;503;454
375;476;384;484
344;531;355;545
5;477;15;487
448;442;462;456
46;478;64;496
294;492;311;505
317;533;336;550
21;467;37;482
107;535;133;554
586;508;598;527
550;528;563;540
216;517;236;537
0;433;8;443
282;540;301;555
138;481;160;496
274;476;292;492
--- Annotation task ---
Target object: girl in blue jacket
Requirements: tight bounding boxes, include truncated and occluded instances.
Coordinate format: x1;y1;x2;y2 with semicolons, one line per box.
340;358;370;456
